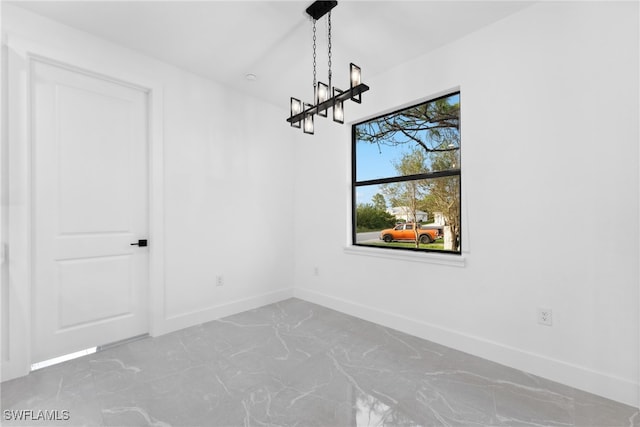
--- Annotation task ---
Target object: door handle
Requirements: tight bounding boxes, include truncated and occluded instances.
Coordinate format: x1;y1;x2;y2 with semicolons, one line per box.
130;239;148;247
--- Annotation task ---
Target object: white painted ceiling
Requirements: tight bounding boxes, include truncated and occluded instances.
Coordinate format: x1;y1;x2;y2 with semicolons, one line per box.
8;1;533;109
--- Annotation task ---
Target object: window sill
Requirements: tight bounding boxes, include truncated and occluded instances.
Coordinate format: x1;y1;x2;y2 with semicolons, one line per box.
343;245;466;267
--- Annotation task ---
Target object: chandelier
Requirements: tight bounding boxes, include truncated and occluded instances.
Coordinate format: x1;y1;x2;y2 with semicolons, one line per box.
287;1;370;134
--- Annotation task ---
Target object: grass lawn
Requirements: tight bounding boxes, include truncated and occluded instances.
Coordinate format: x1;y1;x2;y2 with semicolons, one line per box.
356;227;386;233
363;239;445;250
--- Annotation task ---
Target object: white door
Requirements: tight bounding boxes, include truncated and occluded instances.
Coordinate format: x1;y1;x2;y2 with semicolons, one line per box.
31;60;149;364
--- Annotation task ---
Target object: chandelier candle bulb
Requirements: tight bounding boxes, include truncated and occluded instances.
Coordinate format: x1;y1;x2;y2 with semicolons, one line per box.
350;63;362;104
290;97;302;128
333;87;344;124
350;64;361;86
316;82;329;117
303;103;314;134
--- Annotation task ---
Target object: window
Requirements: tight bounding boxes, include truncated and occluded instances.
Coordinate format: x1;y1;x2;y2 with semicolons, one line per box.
352;92;461;254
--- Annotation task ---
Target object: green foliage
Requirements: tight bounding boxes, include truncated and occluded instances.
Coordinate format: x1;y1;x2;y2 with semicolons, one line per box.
363;239;445;251
381;150;430;235
356;204;396;231
371;193;387;211
392;149;428;175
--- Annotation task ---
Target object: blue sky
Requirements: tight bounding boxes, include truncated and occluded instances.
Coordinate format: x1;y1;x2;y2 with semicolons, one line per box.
354;145;406;207
356;142;405;182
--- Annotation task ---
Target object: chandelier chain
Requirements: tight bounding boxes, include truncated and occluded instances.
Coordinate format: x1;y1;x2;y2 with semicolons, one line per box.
327;11;332;84
312;19;317;88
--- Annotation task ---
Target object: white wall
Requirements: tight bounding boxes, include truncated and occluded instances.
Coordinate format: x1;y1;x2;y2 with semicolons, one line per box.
160;65;295;328
1;4;295;380
293;2;639;407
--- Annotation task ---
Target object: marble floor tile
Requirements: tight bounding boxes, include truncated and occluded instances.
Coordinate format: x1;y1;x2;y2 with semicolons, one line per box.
1;298;638;426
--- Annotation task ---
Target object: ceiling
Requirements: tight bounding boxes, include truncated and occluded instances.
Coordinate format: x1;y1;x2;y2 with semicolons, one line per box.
8;1;534;109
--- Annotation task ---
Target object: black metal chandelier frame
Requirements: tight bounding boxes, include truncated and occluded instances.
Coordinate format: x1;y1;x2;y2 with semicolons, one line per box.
287;1;370;134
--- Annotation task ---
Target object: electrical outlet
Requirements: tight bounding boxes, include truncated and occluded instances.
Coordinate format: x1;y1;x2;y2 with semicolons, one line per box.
537;308;553;326
216;275;224;287
313;267;319;276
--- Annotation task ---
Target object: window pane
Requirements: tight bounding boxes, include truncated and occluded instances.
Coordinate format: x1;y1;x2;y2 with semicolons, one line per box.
354;174;460;252
354;93;460;182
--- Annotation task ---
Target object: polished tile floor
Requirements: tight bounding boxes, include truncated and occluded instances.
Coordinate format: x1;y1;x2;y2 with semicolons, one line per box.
1;298;638;426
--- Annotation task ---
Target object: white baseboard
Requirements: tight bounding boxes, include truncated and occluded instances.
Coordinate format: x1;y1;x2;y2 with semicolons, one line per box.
293;287;639;408
158;287;295;335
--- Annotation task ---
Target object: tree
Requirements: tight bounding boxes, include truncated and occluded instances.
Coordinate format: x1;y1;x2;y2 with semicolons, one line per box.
422;151;460;251
381;149;430;247
371;193;387;211
355;203;396;232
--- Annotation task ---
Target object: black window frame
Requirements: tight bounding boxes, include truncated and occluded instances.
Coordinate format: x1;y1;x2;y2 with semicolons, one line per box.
351;91;462;255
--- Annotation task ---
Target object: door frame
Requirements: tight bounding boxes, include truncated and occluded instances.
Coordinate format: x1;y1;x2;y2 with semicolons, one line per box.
2;34;166;382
